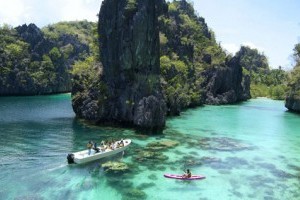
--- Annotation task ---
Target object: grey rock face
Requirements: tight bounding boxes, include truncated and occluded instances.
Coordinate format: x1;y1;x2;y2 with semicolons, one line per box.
285;96;300;112
203;57;251;105
73;0;167;130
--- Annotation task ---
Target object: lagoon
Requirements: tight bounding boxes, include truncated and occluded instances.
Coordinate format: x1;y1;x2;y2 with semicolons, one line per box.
0;95;300;200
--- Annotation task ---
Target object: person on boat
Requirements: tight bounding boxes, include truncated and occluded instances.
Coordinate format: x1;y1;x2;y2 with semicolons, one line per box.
93;142;100;153
87;141;93;155
106;142;111;150
110;142;116;150
182;169;192;178
119;139;124;147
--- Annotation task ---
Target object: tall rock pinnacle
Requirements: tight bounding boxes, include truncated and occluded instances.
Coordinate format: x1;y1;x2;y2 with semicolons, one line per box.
72;0;167;130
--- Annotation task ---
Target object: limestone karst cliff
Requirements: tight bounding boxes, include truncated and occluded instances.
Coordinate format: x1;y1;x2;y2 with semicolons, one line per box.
72;0;167;130
285;43;300;112
0;22;91;95
202;55;251;105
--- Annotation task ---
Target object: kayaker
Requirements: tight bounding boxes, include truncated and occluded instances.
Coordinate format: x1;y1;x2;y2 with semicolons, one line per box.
183;169;192;178
87;141;93;155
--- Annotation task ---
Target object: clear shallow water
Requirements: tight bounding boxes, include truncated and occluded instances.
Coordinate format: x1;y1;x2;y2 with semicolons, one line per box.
0;95;300;200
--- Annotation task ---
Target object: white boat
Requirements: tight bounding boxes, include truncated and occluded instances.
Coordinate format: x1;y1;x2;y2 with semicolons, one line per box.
67;139;131;164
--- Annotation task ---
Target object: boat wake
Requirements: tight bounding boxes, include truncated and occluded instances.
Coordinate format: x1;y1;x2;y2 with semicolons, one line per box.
47;163;68;172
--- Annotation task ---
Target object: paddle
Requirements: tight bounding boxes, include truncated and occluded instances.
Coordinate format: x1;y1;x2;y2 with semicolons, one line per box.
182;162;188;177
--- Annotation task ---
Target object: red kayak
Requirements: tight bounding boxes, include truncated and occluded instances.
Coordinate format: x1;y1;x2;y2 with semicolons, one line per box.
164;174;205;180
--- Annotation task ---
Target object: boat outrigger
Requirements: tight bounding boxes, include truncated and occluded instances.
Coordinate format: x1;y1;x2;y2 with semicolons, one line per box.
67;139;131;164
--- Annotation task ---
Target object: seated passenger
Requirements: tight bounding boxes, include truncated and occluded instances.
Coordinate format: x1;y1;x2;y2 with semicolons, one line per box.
111;142;116;150
93;142;100;153
182;169;192;178
119;139;124;147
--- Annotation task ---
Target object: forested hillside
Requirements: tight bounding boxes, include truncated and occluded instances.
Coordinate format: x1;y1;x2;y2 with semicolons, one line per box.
0;0;287;111
285;43;300;111
158;0;250;113
0;21;95;95
235;46;288;100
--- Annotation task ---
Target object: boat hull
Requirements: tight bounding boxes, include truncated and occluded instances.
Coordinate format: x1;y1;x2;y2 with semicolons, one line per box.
69;139;131;164
164;174;205;180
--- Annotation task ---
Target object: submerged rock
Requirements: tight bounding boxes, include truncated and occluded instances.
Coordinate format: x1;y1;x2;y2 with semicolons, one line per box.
148;174;158;180
134;150;168;163
123;188;147;200
177;155;202;167
137;182;156;190
200;156;222;164
102;161;130;174
145;140;179;151
199;137;252;151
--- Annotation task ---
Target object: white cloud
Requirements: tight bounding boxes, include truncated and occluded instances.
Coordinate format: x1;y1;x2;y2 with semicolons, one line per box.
0;0;32;26
0;0;102;27
221;43;240;54
221;42;265;56
60;0;100;22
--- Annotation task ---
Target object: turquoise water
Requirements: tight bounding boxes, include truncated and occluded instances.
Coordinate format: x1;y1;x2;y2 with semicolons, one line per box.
1;95;300;200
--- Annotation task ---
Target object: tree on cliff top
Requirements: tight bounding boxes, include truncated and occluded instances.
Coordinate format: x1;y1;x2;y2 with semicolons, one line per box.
287;43;300;98
236;46;269;72
236;45;288;100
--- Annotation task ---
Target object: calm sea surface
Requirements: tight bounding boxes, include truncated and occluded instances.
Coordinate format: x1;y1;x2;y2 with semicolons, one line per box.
0;94;300;200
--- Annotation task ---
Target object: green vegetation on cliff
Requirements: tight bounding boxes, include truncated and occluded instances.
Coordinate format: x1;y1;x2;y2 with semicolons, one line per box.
236;46;288;100
159;0;227;113
42;20;98;56
0;0;288;108
286;43;300;99
0;21;96;95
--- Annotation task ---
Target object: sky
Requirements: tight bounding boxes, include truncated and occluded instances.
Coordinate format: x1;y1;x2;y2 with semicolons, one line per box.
0;0;299;70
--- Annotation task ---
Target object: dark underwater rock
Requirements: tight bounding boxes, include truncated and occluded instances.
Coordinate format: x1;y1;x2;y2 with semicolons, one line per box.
102;161;130;174
145;140;179;151
199;137;252;151
137;182;156;190
123;188;147;200
134;150;169;162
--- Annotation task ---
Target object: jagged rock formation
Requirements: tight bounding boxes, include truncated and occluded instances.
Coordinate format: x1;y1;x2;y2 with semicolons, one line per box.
0;23;90;95
72;0;167;130
203;57;251;105
159;0;250;109
236;46;269;72
285;43;300;112
285;97;300;112
285;71;300;112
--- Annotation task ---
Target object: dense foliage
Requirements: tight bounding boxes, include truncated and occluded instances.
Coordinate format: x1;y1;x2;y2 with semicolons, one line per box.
0;21;96;95
159;0;227;114
0;0;289;105
236;46;288;100
286;43;300;99
42;20;98;57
